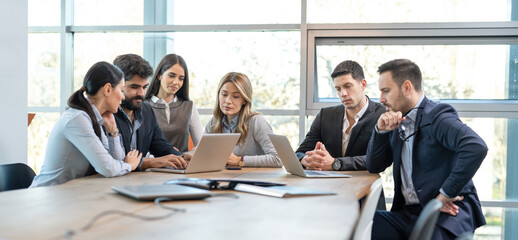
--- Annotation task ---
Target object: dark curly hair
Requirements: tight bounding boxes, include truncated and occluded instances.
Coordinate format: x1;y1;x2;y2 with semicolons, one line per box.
113;54;153;81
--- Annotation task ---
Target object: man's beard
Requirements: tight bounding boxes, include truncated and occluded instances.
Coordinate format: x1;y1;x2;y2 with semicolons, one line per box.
383;92;411;113
121;96;143;111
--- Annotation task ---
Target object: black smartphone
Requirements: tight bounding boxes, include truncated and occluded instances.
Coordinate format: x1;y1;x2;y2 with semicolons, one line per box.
225;166;242;170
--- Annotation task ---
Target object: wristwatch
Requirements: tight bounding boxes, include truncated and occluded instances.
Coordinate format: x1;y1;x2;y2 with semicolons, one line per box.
332;159;342;171
107;131;119;137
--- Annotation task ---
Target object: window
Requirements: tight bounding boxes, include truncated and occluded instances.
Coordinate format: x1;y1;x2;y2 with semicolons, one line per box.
305;22;518;240
167;32;300;109
74;0;144;26
314;44;513;101
27;33;61;172
27;113;60;172
307;0;510;23
74;32;144;89
28;33;60;107
28;0;60;26
169;0;300;25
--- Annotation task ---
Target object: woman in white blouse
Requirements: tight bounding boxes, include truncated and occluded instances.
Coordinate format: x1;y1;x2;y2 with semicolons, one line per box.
31;62;141;187
144;54;203;153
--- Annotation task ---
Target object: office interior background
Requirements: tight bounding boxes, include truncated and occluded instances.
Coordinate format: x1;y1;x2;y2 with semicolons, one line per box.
1;0;518;239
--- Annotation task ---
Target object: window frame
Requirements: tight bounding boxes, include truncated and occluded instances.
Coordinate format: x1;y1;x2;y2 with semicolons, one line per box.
306;22;518;118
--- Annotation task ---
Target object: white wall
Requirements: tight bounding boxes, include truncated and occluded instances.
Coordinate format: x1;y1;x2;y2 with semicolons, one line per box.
0;0;28;164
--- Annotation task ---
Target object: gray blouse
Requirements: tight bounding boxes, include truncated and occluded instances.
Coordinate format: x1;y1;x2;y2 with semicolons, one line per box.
31;97;131;187
204;114;281;167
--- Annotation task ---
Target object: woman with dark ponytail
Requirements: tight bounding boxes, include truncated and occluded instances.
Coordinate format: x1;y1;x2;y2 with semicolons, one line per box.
31;62;141;187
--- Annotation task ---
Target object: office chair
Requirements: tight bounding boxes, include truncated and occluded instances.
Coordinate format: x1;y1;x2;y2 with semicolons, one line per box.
409;199;443;240
0;163;36;191
352;178;383;240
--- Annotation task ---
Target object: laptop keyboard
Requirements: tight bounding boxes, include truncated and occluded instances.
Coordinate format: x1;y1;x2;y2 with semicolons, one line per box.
165;166;186;170
305;170;348;176
305;170;328;175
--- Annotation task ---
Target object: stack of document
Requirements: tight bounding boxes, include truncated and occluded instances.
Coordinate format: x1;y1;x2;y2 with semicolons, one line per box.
234;183;336;198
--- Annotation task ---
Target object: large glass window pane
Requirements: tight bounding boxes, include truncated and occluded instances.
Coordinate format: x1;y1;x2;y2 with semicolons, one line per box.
75;31;298;107
74;31;299;109
74;32;144;90
475;207;518;239
263;116;299;150
171;0;300;24
168;32;300;110
28;0;60;26
315;44;512;101
476;207;504;239
308;0;510;24
466;118;511;201
28;33;60;107
74;0;144;26
28;112;60;173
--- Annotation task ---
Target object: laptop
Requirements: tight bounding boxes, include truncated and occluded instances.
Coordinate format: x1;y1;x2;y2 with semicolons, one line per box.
111;184;212;201
149;133;240;174
268;134;352;178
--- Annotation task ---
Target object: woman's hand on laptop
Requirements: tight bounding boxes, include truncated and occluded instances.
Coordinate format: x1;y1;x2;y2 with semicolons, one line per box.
182;153;192;161
141;154;187;170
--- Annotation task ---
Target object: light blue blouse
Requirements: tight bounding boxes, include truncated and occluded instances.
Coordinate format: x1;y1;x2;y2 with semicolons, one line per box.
30;98;131;187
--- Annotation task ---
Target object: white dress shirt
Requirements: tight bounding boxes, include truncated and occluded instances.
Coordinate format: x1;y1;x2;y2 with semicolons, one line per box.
342;98;369;156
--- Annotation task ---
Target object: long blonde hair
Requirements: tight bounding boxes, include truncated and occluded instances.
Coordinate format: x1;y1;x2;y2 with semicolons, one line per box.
211;72;258;144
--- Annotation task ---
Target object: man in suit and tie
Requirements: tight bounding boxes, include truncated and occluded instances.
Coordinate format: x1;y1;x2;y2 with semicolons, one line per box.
367;59;487;239
296;60;385;171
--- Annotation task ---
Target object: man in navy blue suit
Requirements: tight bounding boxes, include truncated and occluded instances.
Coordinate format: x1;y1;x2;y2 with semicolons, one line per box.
366;59;487;239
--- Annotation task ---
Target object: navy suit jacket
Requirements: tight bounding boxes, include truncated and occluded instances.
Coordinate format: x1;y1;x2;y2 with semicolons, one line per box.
366;97;487;235
114;102;181;170
296;98;385;170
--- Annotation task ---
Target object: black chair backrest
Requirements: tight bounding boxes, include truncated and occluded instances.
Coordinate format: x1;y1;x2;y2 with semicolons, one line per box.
0;163;36;191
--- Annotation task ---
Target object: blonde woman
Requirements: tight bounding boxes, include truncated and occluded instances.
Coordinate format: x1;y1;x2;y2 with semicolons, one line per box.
204;72;281;167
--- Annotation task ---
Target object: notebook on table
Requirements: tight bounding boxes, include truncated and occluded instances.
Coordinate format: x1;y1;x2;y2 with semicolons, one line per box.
234;184;336;198
149;133;240;174
268;134;352;178
111;184;212;201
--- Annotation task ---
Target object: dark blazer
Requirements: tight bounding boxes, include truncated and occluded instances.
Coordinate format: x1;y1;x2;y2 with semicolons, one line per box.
366;97;487;236
296;98;385;170
114;102;181;170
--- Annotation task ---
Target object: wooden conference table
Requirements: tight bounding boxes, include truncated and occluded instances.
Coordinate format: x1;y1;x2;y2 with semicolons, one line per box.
0;168;379;240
